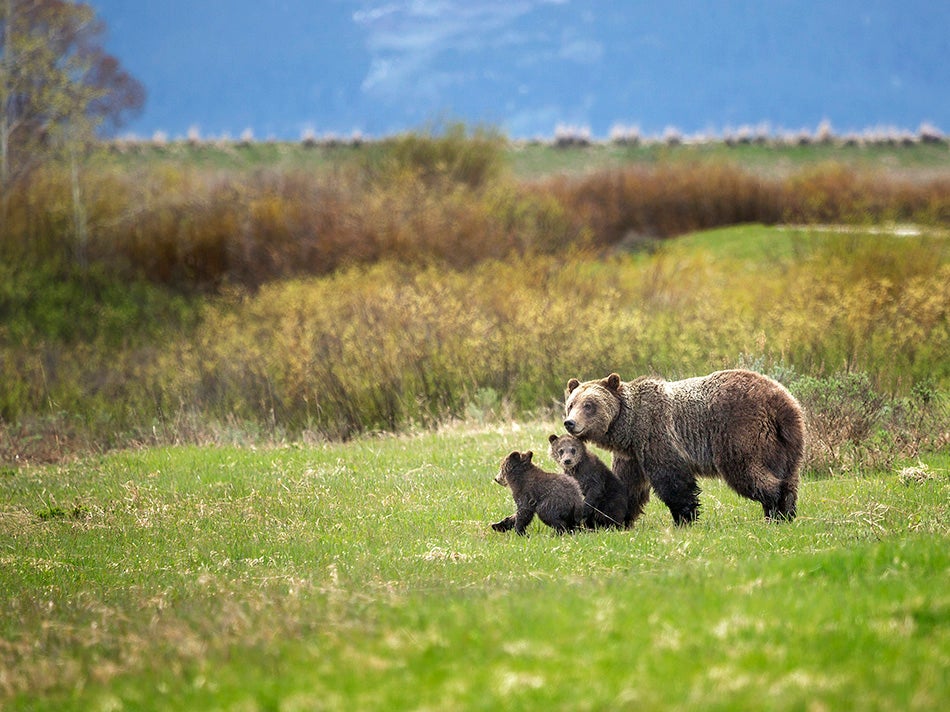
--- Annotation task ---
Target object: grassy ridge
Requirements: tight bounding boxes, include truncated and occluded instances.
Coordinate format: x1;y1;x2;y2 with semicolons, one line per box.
1;429;947;709
100;135;950;177
3;135;948;290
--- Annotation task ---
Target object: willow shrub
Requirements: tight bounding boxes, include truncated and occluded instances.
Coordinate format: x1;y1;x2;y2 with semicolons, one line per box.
148;229;948;447
366;123;508;189
537;162;786;245
153;258;628;439
2;227;947;463
769;236;950;387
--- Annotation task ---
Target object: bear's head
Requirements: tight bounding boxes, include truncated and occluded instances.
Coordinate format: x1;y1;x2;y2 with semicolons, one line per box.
548;433;586;470
494;450;533;487
563;373;622;441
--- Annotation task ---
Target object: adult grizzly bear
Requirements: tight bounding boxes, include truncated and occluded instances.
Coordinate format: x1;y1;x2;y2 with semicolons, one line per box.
564;370;805;525
548;434;628;529
491;450;586;535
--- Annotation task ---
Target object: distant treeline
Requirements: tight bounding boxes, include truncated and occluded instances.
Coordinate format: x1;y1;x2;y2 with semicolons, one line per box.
113;120;948;150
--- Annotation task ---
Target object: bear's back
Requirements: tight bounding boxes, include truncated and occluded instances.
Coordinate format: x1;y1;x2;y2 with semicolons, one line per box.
511;463;582;501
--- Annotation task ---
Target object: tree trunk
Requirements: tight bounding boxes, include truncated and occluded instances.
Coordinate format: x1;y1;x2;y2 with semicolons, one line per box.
1;0;12;190
70;147;88;268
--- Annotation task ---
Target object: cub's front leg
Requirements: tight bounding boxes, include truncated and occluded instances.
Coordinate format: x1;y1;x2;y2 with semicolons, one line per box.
491;514;516;532
514;506;536;535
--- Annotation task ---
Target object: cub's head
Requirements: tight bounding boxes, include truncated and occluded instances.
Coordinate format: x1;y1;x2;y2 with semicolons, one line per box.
548;433;587;470
563;373;623;442
494;450;533;487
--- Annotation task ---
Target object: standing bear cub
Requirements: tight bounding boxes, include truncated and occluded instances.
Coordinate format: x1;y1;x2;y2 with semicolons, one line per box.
564;370;805;525
491;451;586;535
548;434;628;529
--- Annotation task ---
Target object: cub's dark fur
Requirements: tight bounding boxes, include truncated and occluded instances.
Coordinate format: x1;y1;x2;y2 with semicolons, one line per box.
491;450;585;535
548;433;627;529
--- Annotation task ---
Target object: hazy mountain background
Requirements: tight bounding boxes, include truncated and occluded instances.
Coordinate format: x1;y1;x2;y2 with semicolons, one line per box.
88;0;950;140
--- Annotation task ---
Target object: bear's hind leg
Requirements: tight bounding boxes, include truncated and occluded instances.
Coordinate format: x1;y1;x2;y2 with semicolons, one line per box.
549;518;573;535
514;508;535;535
774;475;799;521
724;463;787;521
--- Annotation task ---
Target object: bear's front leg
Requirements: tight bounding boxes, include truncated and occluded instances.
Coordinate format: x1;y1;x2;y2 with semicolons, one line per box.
491;514;516;532
582;498;599;529
612;453;651;527
650;470;701;526
514;507;536;535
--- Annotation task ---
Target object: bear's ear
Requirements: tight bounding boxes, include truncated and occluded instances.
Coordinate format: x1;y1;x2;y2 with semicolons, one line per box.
566;378;580;394
548;434;559;444
605;373;621;391
523;450;534;463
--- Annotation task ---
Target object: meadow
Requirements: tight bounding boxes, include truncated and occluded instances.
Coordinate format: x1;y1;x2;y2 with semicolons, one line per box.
1;131;949;709
1;428;948;710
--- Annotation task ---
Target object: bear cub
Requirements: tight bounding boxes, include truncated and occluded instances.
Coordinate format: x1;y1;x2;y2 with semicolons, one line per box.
491;450;585;535
549;433;628;529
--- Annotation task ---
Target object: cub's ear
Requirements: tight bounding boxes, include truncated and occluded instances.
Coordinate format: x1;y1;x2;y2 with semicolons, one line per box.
548;434;559;444
523;450;534;463
566;378;580;394
606;373;622;391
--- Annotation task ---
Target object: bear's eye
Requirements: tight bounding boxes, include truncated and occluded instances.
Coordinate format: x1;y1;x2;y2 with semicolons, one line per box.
583;402;595;413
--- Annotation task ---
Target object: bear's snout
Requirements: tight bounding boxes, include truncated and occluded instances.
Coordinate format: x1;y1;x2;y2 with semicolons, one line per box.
564;419;577;434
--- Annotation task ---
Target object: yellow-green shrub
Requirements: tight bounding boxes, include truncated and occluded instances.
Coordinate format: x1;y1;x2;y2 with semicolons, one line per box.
142;230;947;442
2;222;947;460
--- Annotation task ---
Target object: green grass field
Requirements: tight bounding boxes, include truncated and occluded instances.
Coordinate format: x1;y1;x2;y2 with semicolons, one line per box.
2;424;947;710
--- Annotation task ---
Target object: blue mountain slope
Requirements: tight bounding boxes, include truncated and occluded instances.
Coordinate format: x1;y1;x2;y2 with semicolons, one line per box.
89;0;950;139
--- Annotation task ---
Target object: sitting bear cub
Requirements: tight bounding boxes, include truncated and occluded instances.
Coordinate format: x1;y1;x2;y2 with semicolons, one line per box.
549;433;628;529
491;450;585;535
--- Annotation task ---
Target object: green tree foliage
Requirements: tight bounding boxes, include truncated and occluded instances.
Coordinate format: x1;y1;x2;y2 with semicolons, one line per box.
0;0;144;187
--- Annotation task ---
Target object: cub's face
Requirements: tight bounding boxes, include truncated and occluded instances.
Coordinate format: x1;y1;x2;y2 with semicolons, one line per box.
548;433;584;469
563;374;622;441
494;450;533;487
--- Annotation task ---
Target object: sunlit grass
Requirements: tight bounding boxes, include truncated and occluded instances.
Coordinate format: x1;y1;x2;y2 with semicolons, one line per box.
1;430;947;710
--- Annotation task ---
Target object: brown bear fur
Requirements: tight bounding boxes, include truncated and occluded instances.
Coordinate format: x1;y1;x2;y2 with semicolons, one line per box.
564;370;805;525
548;434;628;529
491;450;586;535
